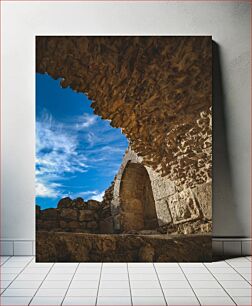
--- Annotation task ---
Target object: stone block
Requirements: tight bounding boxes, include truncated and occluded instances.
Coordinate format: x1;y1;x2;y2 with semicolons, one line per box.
168;189;200;224
42;220;59;230
87;200;100;210
80;222;87;229
151;177;176;201
68;221;80;229
60;208;78;221
41;208;58;220
87;221;98;230
79;210;94;222
155;198;172;226
57;197;73;209
192;182;212;220
72;197;86;209
99;217;114;234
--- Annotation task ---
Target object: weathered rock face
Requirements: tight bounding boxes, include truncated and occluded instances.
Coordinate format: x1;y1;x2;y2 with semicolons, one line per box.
36;198;101;233
111;147;212;235
36;37;212;261
36;232;212;262
36;36;212;188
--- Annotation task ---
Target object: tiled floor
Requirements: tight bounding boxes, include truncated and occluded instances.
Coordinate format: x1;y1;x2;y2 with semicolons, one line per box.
0;256;251;305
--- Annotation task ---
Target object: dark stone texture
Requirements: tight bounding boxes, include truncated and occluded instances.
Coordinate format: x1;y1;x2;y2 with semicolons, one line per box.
36;232;212;262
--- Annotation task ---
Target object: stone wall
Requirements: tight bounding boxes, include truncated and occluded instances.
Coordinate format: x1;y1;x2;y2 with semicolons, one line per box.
36;36;212;237
36;36;212;188
36;232;212;262
111;147;212;235
36;197;101;233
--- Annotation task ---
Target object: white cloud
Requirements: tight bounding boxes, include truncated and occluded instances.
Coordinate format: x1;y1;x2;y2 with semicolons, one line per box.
91;191;105;201
36;109;127;203
36;114;88;178
35;181;59;198
36;112;90;199
75;113;97;129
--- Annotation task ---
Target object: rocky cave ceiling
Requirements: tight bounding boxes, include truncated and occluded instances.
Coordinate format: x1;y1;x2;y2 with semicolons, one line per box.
36;36;212;188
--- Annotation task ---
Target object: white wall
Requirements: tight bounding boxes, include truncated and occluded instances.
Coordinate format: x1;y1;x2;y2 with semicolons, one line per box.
1;1;250;240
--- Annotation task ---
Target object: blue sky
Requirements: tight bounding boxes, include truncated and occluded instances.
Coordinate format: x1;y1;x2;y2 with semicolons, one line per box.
36;73;128;209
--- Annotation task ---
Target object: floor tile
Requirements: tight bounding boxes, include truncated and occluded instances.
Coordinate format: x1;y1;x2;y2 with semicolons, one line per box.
22;268;50;275
186;273;215;281
129;274;157;281
160;280;190;288
30;296;64;305
227;257;250;263
97;296;132;305
154;263;179;267
62;296;96;305
53;263;78;268
98;288;130;297
214;273;245;281
8;280;42;289
1;274;17;281
8;256;33;262
241;273;252;283
74;274;100;281
165;296;200;305
16;273;46;281
2;288;37;296
194;288;228;296
189;280;221;288
228;261;252;268
132;296;166;305
182;266;209;274
0;280;12;289
0;296;32;305
128;263;153;267
101;274;128;281
232;296;252;305
180;263;205;267
76;267;101;273
131;288;163;296
70;280;99;289
102;267;128;273
46;273;73;281
99;281;129;288
163;288;195;296
67;288;97;296
158;273;186;280
128;266;155;272
219;280;252;288
130;280;160;288
40;280;71;288
225;288;252;296
0;256;10;264
205;261;230;267
198;296;235;305
3;261;28;268
235;267;251;274
207;267;236;274
156;267;182;273
36;287;67;296
50;266;77;274
1;267;23;274
103;263;125;267
27;262;53;267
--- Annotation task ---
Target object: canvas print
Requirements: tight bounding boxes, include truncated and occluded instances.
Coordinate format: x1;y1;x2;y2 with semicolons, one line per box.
36;36;212;262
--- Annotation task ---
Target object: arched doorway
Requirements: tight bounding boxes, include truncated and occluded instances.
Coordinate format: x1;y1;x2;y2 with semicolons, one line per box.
119;162;158;232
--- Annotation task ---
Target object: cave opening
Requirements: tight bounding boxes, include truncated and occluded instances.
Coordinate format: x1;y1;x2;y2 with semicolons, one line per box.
119;162;158;232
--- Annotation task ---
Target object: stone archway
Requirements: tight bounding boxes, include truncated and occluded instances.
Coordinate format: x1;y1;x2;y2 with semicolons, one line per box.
119;162;158;232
